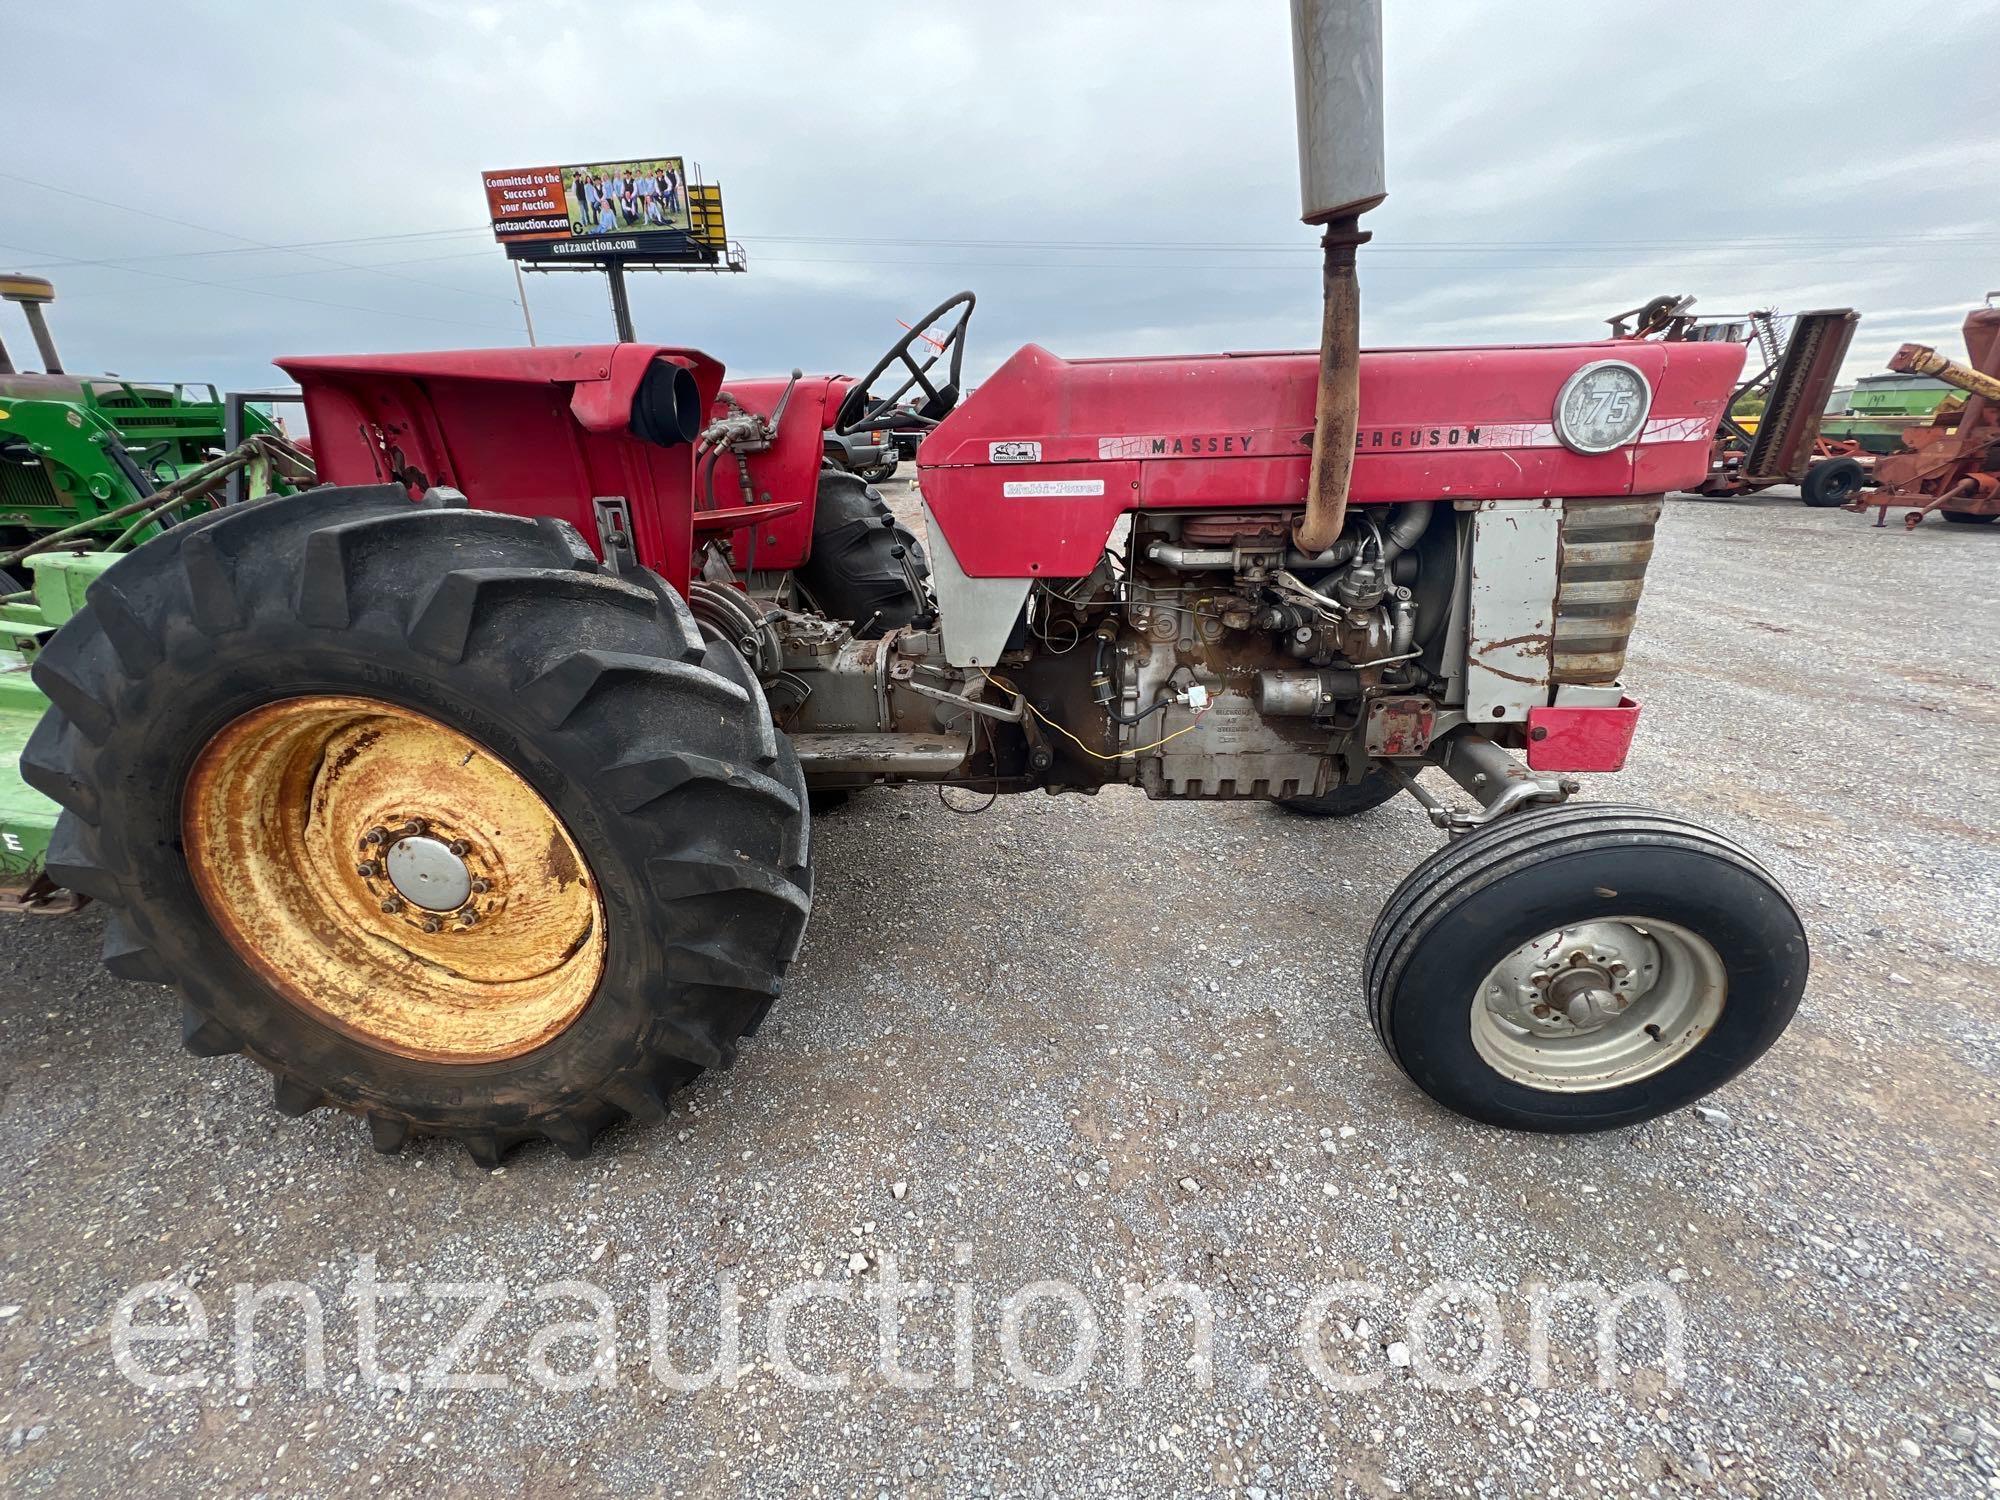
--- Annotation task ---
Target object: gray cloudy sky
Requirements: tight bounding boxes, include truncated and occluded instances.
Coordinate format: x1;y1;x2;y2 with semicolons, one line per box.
5;1;1997;397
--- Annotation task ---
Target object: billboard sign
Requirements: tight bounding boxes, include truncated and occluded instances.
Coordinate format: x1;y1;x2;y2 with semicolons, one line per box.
482;157;705;263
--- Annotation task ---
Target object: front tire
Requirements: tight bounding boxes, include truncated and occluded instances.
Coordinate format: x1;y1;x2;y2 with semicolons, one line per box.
1364;803;1807;1132
856;460;899;485
1941;510;1998;525
23;486;813;1165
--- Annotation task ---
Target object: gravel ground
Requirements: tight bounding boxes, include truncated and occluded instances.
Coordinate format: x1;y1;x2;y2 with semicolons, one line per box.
2;485;1997;1498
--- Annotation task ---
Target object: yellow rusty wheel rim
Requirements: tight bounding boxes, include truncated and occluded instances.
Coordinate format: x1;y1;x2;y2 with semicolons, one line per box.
182;696;605;1063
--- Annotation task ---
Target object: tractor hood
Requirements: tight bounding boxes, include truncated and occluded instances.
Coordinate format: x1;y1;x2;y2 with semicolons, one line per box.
915;338;1743;578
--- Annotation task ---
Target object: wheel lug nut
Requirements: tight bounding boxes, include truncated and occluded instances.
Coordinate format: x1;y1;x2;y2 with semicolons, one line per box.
393;819;424;838
448;839;470;857
360;827;387;848
458;907;479;926
419;915;442;933
356;861;379;878
469;877;491;894
380;896;403;914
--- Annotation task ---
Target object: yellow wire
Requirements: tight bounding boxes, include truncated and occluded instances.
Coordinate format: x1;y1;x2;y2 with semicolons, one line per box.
978;668;1211;762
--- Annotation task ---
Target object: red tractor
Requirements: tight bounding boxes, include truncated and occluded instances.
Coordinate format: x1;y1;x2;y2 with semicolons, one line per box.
21;2;1806;1164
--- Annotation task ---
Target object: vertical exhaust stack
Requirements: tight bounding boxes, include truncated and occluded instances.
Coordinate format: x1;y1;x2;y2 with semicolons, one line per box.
0;275;64;375
1289;0;1385;554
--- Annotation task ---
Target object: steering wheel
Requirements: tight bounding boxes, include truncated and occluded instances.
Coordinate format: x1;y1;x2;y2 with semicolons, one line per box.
833;291;975;436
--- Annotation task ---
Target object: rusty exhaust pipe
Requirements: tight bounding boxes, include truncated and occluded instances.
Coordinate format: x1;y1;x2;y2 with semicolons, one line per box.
1296;218;1368;553
1289;0;1385;555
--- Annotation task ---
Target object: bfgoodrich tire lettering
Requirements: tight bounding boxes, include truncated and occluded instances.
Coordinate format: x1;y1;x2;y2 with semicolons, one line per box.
1364;802;1807;1132
23;485;812;1165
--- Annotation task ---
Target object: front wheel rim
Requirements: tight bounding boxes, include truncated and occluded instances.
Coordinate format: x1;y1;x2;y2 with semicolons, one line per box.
182;695;606;1063
1470;918;1727;1093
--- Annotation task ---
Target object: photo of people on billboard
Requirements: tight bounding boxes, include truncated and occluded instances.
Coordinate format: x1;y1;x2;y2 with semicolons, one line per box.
482;154;720;265
564;158;689;237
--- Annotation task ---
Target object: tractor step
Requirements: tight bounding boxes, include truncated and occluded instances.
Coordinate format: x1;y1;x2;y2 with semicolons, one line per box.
790;731;969;777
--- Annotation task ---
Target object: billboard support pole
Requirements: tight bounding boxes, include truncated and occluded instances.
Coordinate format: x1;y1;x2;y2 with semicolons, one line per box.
512;261;538;347
605;261;636;342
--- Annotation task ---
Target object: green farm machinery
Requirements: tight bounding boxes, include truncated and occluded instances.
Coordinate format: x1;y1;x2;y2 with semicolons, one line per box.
1819;372;1964;456
0;274;304;555
0;273;313;907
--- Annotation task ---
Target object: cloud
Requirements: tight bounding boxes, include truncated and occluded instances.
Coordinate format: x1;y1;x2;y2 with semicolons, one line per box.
2;0;1991;399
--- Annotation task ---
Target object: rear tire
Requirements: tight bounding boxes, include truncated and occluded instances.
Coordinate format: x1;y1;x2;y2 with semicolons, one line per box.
1941;510;1998;525
795;468;929;637
1364;802;1807;1133
1801;457;1865;507
23;486;813;1165
1278;769;1400;819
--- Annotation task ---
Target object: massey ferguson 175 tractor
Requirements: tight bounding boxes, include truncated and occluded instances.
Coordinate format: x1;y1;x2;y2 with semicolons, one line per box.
20;1;1807;1165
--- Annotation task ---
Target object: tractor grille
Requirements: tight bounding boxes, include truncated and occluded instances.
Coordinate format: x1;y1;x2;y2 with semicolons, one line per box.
0;456;61;512
93;387;211;432
1553;497;1662;685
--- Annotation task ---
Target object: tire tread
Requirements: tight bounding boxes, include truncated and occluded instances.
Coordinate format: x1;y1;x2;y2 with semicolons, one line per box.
27;487;813;1166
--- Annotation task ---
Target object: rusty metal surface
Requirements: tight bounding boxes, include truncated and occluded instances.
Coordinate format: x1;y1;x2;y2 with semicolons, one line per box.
1180;511;1292;546
1889;342;2000;403
0;872;88;916
181;696;605;1062
1865;307;2000;524
1364;695;1436;756
1292;222;1366;554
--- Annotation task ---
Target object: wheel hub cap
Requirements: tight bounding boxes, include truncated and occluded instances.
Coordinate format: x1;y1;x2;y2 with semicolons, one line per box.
182;696;606;1063
1483;921;1659;1038
383;835;472;912
1471;918;1727;1093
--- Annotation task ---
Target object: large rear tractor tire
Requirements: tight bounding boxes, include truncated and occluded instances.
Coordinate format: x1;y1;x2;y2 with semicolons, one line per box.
1365;803;1807;1132
22;486;812;1166
794;468;928;638
1278;768;1401;819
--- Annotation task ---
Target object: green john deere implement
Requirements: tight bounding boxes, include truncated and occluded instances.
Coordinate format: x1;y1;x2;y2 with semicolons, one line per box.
0;550;119;909
0;273;299;555
1818;372;1964;456
0;274;314;909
